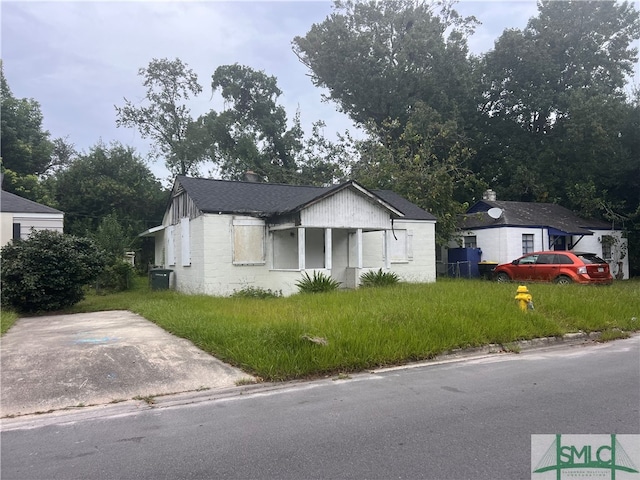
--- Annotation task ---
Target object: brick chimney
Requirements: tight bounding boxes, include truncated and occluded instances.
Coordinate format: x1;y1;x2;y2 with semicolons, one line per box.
483;189;496;201
244;171;262;183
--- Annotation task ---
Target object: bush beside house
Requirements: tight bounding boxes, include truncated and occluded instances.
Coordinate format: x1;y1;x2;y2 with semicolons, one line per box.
0;230;107;313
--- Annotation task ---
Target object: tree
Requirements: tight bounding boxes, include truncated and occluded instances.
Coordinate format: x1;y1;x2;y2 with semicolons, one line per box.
1;62;54;177
0;230;107;313
205;64;304;183
293;0;478;134
351;103;483;245
115;58;207;176
92;214;136;292
474;0;640;204
52;141;167;236
480;1;640;134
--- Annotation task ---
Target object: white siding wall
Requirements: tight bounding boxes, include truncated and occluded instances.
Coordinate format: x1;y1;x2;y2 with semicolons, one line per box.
301;188;391;229
10;214;64;242
457;227;544;265
1;212;13;247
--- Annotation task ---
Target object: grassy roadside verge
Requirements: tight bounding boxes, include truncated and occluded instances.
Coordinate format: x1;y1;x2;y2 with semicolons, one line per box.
55;276;639;381
0;310;19;335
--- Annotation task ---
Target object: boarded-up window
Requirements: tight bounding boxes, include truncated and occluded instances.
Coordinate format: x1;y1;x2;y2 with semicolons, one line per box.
233;217;265;265
180;217;190;266
166;225;176;266
390;230;413;263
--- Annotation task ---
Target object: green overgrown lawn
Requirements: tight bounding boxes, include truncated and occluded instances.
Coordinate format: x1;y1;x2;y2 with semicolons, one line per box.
64;276;640;381
0;309;19;335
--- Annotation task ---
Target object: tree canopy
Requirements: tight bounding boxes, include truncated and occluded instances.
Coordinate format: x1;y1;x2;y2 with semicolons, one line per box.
115;58;206;177
52;141;167;236
293;0;478;132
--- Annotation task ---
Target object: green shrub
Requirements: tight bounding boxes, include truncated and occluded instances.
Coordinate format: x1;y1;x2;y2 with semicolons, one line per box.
296;271;341;293
360;268;400;288
97;260;135;293
231;286;283;299
0;230;107;313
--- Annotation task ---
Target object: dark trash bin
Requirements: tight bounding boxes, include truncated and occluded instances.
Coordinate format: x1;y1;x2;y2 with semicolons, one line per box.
478;262;498;280
149;269;172;290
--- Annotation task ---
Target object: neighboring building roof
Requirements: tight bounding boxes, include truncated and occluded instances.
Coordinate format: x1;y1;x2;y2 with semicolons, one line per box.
175;176;436;221
461;200;613;235
0;190;63;214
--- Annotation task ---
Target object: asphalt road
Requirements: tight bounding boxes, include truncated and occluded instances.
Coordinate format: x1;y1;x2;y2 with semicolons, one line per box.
2;336;639;480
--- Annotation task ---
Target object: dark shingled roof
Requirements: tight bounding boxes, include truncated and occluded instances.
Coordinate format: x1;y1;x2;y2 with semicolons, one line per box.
461;200;614;234
1;190;63;214
175;176;436;221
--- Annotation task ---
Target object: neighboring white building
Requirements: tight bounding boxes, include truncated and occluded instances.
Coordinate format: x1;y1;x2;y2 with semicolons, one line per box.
140;176;437;296
1;190;64;247
449;192;629;280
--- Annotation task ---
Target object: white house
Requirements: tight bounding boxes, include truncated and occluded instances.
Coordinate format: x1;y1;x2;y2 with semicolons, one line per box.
1;190;64;247
140;176;437;296
450;190;629;279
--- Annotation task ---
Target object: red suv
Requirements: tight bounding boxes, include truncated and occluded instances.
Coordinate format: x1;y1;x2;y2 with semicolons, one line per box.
493;251;613;285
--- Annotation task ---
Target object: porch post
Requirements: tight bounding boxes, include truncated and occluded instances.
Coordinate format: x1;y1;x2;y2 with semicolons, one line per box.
356;228;363;269
384;229;391;269
298;227;306;270
324;228;332;270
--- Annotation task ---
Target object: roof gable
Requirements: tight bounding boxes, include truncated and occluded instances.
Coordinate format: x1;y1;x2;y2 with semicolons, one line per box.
0;190;63;215
173;176;435;221
461;200;613;234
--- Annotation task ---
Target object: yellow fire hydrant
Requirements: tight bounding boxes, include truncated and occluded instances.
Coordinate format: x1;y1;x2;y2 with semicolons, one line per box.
515;285;534;312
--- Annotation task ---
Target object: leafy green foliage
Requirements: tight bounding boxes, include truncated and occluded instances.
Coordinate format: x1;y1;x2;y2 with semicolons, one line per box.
115;58;206;176
1;62;54;178
352;103;484;245
97;261;135;293
231;286;283;299
293;0;478;130
0;230;107;313
52;141;166;236
295;271;341;293
359;269;399;288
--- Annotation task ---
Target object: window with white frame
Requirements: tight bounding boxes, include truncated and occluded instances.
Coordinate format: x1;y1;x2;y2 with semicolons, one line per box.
522;234;534;255
232;217;265;265
464;235;477;249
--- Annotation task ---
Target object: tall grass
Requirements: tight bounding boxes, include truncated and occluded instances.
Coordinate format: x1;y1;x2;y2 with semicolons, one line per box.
0;309;19;335
61;277;640;381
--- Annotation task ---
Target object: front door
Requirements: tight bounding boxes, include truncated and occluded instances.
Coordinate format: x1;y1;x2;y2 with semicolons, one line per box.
331;229;349;287
550;235;566;250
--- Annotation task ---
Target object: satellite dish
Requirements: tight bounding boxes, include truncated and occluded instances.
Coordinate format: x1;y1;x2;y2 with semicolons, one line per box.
487;208;503;219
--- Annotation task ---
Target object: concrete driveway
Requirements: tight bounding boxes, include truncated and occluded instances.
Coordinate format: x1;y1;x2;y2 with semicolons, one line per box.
0;311;253;417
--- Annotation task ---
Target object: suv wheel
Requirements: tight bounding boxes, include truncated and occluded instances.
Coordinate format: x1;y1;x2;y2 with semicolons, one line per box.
495;272;511;283
555;275;572;285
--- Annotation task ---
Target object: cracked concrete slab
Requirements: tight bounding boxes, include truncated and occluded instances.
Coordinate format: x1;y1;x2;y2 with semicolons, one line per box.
0;311;253;417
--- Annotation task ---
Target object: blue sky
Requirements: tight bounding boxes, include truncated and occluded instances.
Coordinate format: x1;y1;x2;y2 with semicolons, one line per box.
0;0;601;182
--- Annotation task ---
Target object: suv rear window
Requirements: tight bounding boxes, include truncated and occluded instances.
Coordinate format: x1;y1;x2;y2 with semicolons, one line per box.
577;253;607;264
